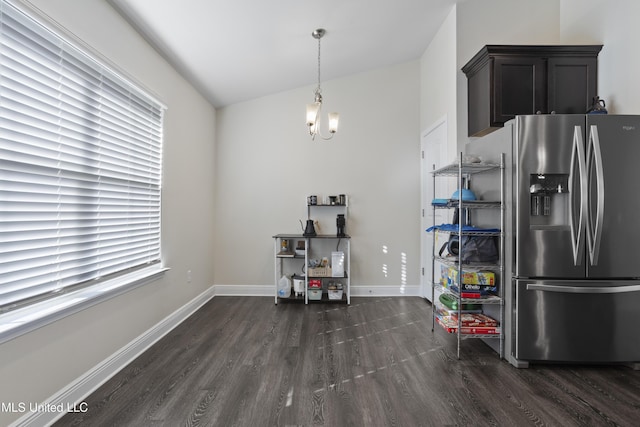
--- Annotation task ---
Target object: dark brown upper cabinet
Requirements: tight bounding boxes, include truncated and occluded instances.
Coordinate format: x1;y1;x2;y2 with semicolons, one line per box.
462;45;603;137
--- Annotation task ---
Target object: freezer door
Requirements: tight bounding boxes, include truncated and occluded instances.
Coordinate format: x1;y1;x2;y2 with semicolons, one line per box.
585;115;640;278
515;279;640;362
514;115;585;278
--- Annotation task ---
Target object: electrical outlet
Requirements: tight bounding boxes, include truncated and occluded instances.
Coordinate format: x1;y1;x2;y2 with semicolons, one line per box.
187;270;192;283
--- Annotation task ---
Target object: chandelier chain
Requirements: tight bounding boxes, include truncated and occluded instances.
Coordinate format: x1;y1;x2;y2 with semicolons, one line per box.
316;35;322;94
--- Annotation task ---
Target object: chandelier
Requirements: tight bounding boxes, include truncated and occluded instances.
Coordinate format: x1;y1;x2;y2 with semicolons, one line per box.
306;28;339;140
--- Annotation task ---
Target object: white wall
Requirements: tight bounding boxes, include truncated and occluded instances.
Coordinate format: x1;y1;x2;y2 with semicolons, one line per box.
0;1;217;425
214;61;421;294
560;0;640;114
420;6;457;159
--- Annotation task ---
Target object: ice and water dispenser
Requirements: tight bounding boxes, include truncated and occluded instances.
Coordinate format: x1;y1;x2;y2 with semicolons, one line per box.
529;174;569;228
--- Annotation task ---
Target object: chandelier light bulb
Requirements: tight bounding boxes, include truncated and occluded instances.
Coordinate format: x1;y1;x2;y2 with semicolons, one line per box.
328;112;339;133
306;103;319;127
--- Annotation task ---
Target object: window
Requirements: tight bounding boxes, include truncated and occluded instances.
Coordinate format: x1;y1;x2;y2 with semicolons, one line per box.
0;0;165;317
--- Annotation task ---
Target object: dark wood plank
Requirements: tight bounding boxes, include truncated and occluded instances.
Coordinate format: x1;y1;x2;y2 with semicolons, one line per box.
55;297;640;426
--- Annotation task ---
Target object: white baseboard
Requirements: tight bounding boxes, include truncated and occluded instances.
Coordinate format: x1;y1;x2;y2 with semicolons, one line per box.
213;284;422;297
351;285;422;297
11;286;216;427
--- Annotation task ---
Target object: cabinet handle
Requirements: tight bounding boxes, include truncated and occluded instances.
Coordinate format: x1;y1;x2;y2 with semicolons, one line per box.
586;125;604;266
527;283;640;294
569;125;587;266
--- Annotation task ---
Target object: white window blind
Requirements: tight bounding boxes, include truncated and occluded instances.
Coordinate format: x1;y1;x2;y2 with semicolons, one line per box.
0;1;164;312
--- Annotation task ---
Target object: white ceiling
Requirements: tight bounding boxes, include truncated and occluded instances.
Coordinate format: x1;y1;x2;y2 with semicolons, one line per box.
109;0;464;107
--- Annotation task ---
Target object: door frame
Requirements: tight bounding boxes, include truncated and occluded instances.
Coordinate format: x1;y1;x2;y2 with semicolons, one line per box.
420;116;449;301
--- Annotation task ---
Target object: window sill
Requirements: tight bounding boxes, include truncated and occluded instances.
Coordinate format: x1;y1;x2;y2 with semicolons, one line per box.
0;265;169;345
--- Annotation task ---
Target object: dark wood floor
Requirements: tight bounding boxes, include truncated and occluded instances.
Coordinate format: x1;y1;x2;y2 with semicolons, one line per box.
56;297;640;426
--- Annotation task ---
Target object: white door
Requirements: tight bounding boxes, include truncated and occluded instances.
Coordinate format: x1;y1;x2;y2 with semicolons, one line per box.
420;118;449;302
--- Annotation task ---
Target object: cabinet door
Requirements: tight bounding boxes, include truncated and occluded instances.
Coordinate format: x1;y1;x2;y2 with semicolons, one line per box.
466;60;492;137
493;57;546;123
547;57;597;114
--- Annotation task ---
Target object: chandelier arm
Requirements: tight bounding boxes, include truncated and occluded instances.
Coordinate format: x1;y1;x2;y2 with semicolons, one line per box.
310;101;335;140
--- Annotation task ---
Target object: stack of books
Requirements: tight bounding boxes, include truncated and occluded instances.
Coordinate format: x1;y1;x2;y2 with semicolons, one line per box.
436;312;500;335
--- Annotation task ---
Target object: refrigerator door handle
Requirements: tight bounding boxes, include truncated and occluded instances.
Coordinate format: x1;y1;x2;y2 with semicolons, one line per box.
587;125;605;265
527;283;640;294
569;125;586;265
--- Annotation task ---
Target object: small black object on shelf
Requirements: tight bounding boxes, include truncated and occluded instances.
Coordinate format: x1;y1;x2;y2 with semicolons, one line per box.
303;219;316;236
336;214;346;237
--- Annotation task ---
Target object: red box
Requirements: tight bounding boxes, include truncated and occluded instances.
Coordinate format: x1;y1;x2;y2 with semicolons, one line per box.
308;279;322;289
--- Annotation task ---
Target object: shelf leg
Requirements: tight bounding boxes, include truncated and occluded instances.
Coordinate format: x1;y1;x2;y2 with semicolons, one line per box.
274;238;278;305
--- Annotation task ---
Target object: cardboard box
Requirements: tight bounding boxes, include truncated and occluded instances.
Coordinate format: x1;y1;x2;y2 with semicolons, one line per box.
447;267;495;286
436;316;501;335
449;285;495;297
439;264;450;287
308;267;331;277
450;313;498;327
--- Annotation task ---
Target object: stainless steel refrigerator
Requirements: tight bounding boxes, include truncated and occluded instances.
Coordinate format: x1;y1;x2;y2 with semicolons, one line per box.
509;114;640;364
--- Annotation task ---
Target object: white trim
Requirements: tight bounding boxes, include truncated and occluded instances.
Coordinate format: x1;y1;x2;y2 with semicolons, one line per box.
421;114;448;139
421;116;449;302
9;285;216;427
0;266;169;345
351;285;421;297
213;284;422;298
214;284;275;296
